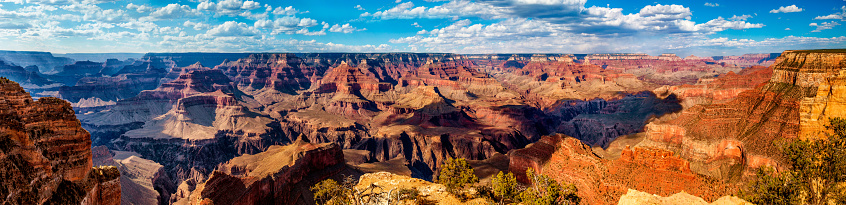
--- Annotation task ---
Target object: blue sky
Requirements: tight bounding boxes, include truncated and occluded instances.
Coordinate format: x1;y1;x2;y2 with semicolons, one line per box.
0;0;844;56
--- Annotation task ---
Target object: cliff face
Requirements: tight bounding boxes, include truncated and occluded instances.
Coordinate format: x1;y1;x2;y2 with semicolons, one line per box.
187;139;345;205
0;78;120;204
508;134;735;205
636;49;846;181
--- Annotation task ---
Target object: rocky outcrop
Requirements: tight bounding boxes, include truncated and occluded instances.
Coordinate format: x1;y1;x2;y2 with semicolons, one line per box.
92;146;173;205
0;78;120;204
508;134;734;204
638;49;845;181
617;189;752;205
187;139;344;205
653;65;773;108
712;53;780;68
577;53;763;86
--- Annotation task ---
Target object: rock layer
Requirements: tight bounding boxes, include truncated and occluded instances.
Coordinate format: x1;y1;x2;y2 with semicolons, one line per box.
187;139;344;205
0;78;120;204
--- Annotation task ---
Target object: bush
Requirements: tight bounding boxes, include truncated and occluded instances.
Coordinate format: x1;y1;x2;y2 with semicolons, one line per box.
491;171;519;204
436;157;479;196
743;117;846;205
518;168;579;205
311;179;349;205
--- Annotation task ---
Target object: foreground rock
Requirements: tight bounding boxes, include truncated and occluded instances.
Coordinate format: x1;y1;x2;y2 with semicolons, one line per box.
185;139;344;205
0;78;120;204
617;189;751;205
92;146;172;205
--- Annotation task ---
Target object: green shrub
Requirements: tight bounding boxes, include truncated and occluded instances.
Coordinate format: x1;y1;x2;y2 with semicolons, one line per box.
436;157;479;197
518;168;579;205
743;117;846;205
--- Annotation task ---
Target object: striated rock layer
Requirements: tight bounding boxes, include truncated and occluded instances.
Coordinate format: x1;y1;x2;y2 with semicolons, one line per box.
508;134;735;205
617;189;752;205
0;78;120;205
636;49;846;182
186;139;345;205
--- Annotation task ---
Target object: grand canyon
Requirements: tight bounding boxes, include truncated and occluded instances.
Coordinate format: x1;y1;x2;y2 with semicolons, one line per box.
2;0;845;204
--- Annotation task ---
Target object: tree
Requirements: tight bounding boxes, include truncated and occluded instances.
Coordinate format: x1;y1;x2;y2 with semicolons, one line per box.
491;171;519;204
743;117;846;205
436;157;479;196
311;175;393;205
312;179;349;205
518;168;579;205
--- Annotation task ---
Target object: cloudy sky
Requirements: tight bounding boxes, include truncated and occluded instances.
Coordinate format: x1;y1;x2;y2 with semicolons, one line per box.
0;0;844;56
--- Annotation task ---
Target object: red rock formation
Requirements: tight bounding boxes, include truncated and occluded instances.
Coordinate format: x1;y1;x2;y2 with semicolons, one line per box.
508;134;735;204
639;49;845;181
188;139;345;205
0;78;120;204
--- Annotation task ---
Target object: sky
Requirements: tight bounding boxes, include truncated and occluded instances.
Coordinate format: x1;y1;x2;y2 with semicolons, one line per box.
0;0;844;56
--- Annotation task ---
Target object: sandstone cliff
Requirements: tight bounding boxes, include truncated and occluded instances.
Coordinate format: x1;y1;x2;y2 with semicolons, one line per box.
185;139;345;205
634;49;846;181
617;189;751;205
0;78;120;204
508;134;734;204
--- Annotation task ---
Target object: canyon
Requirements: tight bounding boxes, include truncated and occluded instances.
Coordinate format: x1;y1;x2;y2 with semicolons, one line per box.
4;50;835;204
0;78;120;204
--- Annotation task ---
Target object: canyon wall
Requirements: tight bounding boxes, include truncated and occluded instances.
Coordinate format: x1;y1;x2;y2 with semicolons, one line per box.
0;78;120;204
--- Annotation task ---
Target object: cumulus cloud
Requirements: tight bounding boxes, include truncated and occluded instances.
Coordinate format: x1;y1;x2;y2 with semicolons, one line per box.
272;6;299;15
362;1;506;20
810;21;840;32
125;3;153;13
207;21;259;36
254;16;319;34
814;6;845;20
355;5;364;10
329;23;361;33
728;14;752;21
198;0;262;16
703;2;718;7
770;5;803;13
142;3;199;21
184;20;211;30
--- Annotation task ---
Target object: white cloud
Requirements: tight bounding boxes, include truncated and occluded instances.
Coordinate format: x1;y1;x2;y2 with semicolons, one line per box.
785;28;791;30
770;5;803;13
254;16;319;35
25;0;72;6
272;6;298;15
329;23;361;33
814;6;845;20
184;20;211;30
697;17;764;32
207;21;259;36
0;0;24;4
361;1;506;20
295;28;325;36
125;3;153;13
355;5;364;10
117;20;158;32
810;21;840;32
703;2;718;7
82;8;127;23
199;0;262;16
728;14;752;21
143;4;199;21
